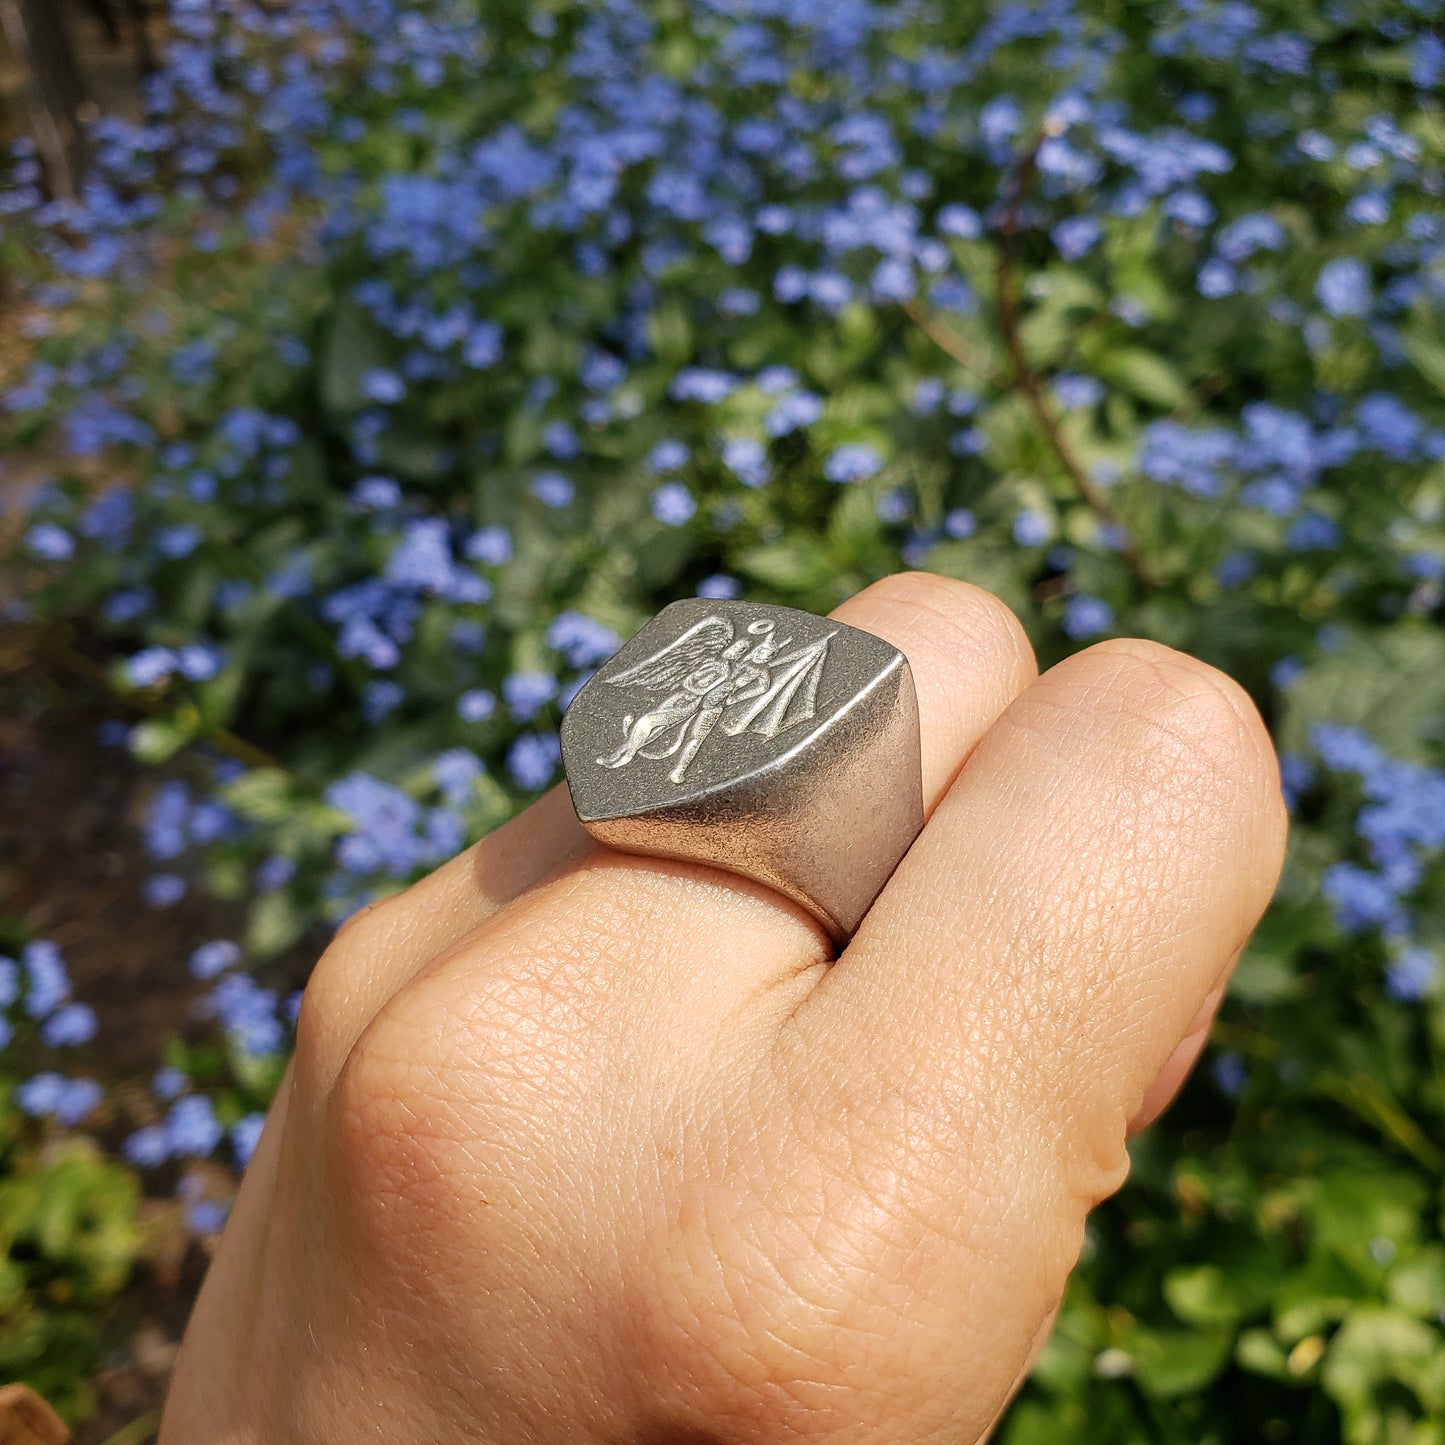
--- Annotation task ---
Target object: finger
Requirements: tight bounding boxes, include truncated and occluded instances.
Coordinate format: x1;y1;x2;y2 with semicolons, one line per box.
296;785;594;1088
350;574;1038;1091
773;640;1286;1430
831;573;1039;815
1126;958;1234;1135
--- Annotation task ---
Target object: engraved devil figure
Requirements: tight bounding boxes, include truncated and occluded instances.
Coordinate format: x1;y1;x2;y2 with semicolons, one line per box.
595;615;834;784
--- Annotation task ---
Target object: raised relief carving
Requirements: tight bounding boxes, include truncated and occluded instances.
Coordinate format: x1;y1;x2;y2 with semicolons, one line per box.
596;614;833;783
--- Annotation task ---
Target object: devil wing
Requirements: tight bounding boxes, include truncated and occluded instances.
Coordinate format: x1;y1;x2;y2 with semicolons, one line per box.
604;615;734;692
722;633;833;738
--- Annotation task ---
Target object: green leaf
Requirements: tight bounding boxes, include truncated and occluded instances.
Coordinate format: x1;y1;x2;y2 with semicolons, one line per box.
222;768;296;824
1321;1308;1439;1408
1237;1328;1290;1381
1403;326;1445;399
1388;1246;1445;1320
1093;347;1188;409
734;539;834;594
1165;1265;1243;1328
1131;1327;1234;1398
320;299;386;414
1280;625;1445;763
128;717;197;765
246;888;309;957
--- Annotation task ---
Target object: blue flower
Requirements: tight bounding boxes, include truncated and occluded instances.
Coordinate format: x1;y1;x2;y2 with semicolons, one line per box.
458;688;496;723
255;855;296;892
1197;258;1237;298
1315;257;1371;317
433;748;483;806
1279;753;1313;810
465;525;512;565
870;257;915;302
189;939;241;980
1322;862;1405;935
186;1198;231;1235
824;443;884;485
1013;510;1052;547
670;368;737;404
361;368;405;404
25;522;74;561
1063;596;1114;639
530;471;574;508
502;671;557;722
936;203;982;239
765;392;823;436
463;321;503;368
326;771;457;878
23;940;70;1018
1138;420;1235;497
363;680;404;724
352;475;401;510
547;611;620;667
386;517;465;596
722;437;770;488
123;1125;171;1167
911;378;946;415
165;1095;224;1157
153;1066;188;1101
944;508;976;539
543;421;580;459
1270;657;1305;691
506;732;561;790
1386;948;1437;1002
651;482;696;526
1285;513;1341;551
16;1072;65;1117
697;574;741;600
1355;394;1422;461
17;1073;102;1125
1211;1052;1247;1098
40;1002;98;1047
979;96;1023;156
648;439;690;473
1215;212;1285;262
1051;215;1101;260
1164;189;1214;227
232;1112;267;1169
143;874;187;908
1052;374;1104;410
206;974;285;1057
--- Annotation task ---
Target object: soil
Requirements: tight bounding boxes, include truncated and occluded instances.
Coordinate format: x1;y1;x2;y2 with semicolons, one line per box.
0;644;238;1444
0;11;301;1440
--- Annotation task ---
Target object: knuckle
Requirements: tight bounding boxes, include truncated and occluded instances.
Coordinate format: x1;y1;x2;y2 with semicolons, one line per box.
859;571;1037;685
1076;637;1277;790
291;947;356;1097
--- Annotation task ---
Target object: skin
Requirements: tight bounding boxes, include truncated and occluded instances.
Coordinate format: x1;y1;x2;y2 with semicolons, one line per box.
161;572;1287;1444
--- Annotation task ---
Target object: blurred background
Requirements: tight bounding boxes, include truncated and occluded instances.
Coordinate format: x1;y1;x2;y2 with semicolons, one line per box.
0;1;1442;1441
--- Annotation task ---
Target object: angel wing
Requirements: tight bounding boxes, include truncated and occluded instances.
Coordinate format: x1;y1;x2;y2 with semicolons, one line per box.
721;633;833;738
605;615;735;693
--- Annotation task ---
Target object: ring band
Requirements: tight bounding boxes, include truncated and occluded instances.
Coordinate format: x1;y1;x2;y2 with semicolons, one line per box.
560;598;923;943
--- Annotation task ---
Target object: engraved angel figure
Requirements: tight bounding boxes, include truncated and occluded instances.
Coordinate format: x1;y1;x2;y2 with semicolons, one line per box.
596;615;833;784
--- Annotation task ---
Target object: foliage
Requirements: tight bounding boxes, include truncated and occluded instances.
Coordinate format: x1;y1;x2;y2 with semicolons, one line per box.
0;938;143;1420
1;0;1443;1437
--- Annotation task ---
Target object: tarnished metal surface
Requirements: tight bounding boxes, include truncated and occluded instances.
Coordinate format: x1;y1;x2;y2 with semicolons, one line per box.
560;598;923;943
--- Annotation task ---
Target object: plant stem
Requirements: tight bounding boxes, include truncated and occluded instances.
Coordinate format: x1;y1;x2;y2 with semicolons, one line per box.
97;1411;159;1445
994;138;1154;589
900;299;997;386
10;625;282;772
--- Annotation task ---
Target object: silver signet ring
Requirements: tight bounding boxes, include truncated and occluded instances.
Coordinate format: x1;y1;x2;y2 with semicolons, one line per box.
560;598;923;943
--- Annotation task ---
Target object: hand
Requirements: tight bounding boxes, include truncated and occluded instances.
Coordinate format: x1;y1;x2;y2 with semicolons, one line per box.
161;573;1286;1444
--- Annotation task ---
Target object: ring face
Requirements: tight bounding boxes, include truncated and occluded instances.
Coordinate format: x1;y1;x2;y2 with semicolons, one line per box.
560;598;923;942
